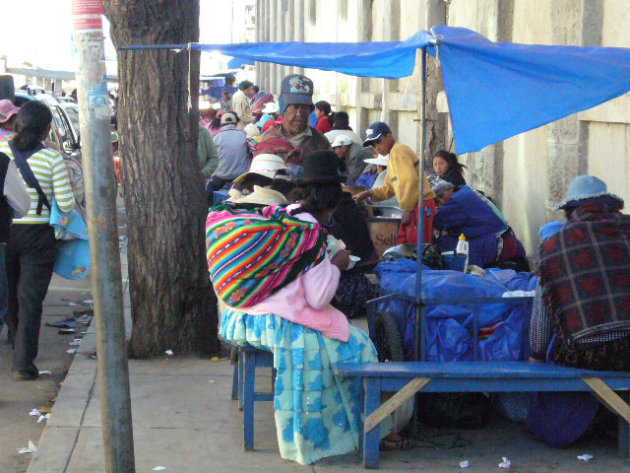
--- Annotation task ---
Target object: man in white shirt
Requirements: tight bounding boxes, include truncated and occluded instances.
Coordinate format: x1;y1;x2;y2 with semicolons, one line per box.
0;151;30;336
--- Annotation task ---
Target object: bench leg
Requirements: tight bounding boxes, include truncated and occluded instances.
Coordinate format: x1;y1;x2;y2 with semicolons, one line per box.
238;349;245;411
243;351;256;451
619;391;630;459
231;357;239;401
363;377;382;469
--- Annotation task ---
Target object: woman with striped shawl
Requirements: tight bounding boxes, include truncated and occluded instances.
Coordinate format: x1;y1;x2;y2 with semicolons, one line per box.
208;151;405;464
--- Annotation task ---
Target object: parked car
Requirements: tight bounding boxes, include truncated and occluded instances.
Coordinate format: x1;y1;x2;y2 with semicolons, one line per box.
14;92;81;155
57;96;78;105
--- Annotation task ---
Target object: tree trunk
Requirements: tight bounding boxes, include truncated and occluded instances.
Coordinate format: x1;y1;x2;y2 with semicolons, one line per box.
103;0;218;357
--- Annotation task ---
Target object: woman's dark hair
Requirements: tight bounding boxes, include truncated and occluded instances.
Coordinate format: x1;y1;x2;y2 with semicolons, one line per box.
13;101;52;152
252;85;260;94
291;182;343;217
432;150;466;174
332;111;351;130
270;178;296;199
315;100;334;123
232;173;273;194
210;117;222;130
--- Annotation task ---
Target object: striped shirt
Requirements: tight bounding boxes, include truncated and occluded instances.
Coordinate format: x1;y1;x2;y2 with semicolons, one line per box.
0;141;75;224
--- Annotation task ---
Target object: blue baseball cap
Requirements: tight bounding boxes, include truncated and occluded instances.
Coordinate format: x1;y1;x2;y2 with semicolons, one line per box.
363;121;392;146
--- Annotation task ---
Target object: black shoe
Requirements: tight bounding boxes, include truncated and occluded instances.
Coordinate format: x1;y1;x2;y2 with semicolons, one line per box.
12;368;39;381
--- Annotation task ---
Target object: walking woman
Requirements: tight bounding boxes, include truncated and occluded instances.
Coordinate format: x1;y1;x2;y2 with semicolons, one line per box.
0;101;75;380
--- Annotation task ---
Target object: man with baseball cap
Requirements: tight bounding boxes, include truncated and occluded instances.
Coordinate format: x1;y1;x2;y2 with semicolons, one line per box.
207;112;250;198
331;134;369;184
354;121;436;245
254;74;329;178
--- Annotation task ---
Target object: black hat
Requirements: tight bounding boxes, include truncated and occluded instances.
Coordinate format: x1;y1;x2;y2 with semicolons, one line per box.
298;150;345;185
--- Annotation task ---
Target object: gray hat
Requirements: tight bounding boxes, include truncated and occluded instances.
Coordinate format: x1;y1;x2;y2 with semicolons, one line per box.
432;178;455;196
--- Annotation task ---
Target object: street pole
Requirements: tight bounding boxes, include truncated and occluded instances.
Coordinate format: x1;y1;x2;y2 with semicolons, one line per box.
72;2;136;472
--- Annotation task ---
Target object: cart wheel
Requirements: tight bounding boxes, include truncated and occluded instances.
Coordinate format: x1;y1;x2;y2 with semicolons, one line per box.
374;311;405;362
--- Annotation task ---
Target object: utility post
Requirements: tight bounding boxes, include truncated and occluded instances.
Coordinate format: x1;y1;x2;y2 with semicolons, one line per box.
71;1;136;472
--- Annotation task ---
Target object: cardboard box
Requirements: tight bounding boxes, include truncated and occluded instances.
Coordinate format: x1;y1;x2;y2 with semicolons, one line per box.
369;217;401;257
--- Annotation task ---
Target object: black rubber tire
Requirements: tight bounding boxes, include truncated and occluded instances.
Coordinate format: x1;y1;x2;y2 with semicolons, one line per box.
373;311;405;362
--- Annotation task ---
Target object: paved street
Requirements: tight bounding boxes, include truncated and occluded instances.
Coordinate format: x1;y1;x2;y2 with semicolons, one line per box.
0;275;93;473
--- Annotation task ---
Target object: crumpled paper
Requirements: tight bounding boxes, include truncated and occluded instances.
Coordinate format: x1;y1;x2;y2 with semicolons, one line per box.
38;414;51;424
498;457;511;469
18;440;37;454
66;349;77;354
152;467;166;471
578;454;594;462
459;460;470;468
29;409;41;417
69;339;82;346
164;350;174;356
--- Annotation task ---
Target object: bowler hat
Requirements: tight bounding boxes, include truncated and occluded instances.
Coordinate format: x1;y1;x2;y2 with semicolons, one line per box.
298;150;344;185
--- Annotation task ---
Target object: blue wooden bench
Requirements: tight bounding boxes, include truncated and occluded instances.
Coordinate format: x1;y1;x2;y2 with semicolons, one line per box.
333;361;630;468
230;346;275;451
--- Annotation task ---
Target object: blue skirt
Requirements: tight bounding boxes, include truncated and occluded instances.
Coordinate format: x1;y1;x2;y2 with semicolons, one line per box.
220;308;394;464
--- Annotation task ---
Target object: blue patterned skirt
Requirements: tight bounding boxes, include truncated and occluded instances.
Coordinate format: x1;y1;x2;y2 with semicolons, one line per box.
220;308;393;464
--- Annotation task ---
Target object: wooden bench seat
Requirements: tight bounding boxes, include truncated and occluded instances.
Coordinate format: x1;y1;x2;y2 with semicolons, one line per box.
333;361;630;468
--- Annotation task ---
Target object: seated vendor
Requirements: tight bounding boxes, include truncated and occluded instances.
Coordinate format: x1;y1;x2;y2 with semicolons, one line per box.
533;175;630;370
353;122;436;245
208;151;408;465
433;180;528;270
228;153;287;204
364;154;399;208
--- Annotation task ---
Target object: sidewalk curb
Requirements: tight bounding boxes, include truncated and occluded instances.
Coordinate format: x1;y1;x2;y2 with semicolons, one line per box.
25;327;99;473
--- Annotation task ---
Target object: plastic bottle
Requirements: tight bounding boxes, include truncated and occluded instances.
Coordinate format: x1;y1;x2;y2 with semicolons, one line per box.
455;233;469;272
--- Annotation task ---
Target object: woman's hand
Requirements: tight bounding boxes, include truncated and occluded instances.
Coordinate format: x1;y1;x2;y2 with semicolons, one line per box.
401;211;412;225
353;190;371;203
331;249;351;270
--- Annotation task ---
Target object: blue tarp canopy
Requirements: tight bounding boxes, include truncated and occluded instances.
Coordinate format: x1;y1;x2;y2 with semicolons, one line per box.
122;26;630;154
226;57;255;69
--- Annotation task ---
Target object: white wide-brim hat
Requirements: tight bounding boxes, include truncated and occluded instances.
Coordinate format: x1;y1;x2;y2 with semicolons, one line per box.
262;102;279;114
364;155;389;167
233;154;286;184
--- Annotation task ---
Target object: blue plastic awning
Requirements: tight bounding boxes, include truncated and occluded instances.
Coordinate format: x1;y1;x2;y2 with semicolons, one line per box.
427;26;630;153
121;26;630;154
226;57;255;69
185;32;430;79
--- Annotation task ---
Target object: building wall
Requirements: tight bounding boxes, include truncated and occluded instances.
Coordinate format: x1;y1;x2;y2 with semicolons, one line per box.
254;0;630;258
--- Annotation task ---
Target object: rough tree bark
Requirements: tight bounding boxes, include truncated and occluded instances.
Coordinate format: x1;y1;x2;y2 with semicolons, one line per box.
103;0;218;357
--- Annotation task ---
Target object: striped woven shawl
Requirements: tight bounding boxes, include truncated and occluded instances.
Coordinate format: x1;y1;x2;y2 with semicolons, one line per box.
206;203;327;308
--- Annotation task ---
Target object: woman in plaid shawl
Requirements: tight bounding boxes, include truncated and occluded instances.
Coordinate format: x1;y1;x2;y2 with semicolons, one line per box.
535;175;630;371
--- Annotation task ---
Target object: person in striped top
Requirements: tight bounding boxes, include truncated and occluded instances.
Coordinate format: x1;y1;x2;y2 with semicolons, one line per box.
2;101;75;380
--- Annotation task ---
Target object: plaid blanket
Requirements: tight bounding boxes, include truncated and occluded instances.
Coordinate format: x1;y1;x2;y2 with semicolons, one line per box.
206;204;327;308
539;204;630;348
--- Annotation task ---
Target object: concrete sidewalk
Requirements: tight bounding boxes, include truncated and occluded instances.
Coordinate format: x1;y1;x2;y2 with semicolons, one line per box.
25;314;628;473
0;275;93;473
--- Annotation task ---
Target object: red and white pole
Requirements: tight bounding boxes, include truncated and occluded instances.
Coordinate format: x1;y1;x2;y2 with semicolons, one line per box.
72;1;136;472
